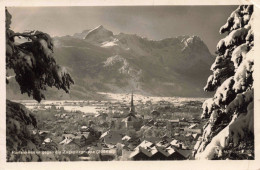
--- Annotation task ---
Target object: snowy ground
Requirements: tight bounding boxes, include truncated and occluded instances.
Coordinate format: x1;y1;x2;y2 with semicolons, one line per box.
98;92;207;104
13;92;207;114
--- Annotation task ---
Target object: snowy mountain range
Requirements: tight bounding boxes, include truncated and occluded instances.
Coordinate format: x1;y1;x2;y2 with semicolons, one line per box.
7;25;215;100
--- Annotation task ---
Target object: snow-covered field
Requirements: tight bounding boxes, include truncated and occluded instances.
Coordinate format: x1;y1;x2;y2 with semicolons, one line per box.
13;92;207;114
12;100;105;114
98;92;207;104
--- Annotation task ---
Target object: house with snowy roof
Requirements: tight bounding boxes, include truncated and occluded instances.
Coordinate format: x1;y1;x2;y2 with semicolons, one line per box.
129;142;190;160
156;140;171;148
60;132;97;147
99;130;124;145
183;128;202;134
169;139;189;149
62;133;76;139
141;137;160;144
42;138;52;144
168;119;180;127
129;146;160;160
122;135;131;142
156;146;187;160
188;124;197;129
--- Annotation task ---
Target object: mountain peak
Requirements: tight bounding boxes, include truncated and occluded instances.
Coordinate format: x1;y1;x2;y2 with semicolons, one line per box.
177;35;208;52
96;25;104;29
177;35;202;43
86;25;113;36
84;25;114;43
73;29;91;39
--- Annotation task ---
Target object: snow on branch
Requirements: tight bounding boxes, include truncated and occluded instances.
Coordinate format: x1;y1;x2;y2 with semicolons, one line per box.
231;43;249;69
219;5;253;34
226;89;253;114
195;116;236;160
213;77;235;107
201;98;217;119
229;102;253;146
233;48;254;93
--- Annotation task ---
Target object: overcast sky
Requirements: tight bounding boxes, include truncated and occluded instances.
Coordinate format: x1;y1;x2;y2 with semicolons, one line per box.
8;6;237;53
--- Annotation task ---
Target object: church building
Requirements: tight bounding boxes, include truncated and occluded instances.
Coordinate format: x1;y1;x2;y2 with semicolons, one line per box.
122;92;140;129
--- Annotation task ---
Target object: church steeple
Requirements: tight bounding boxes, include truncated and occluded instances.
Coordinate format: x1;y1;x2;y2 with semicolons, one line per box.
131;91;134;107
129;91;135;114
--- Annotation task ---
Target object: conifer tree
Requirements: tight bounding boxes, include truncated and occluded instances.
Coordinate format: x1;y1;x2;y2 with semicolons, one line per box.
6;8;73;162
6;8;74;102
194;5;254;160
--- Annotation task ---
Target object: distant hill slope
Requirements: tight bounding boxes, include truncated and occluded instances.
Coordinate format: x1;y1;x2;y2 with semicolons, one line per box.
7;26;215;100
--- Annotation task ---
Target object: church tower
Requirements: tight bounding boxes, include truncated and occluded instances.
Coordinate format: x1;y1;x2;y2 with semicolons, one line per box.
129;91;135;115
122;91;141;129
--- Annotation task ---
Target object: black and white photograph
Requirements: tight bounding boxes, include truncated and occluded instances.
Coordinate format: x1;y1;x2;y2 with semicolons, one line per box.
2;1;258;166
